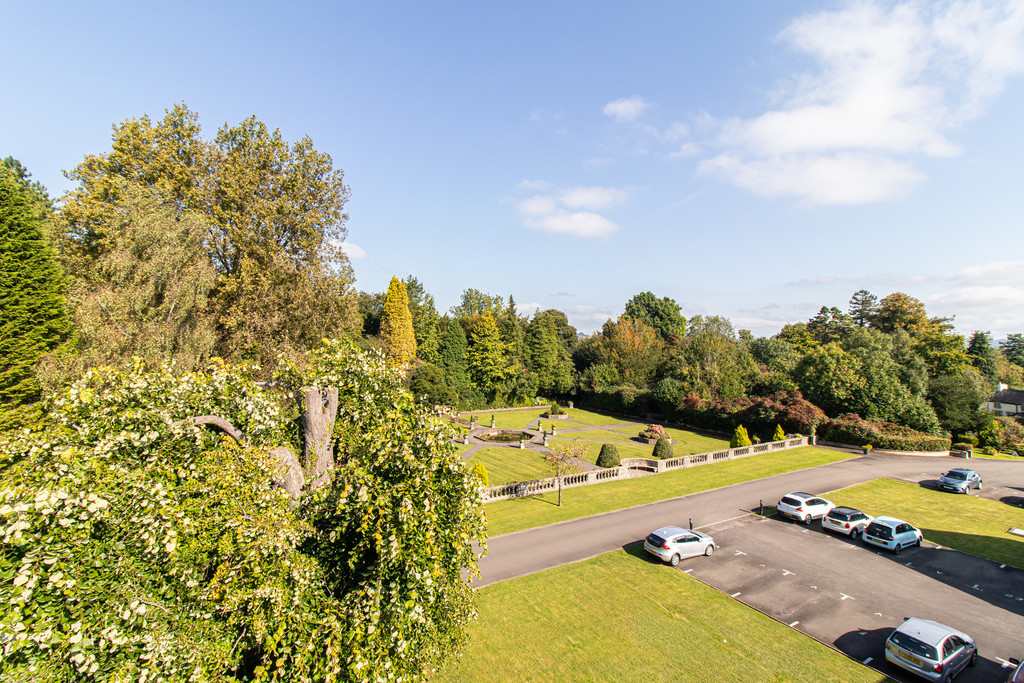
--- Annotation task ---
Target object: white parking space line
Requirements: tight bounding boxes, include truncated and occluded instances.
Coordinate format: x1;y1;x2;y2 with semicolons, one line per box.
782;569;794;576
683;568;693;573
734;550;746;556
997;656;1013;668
862;657;873;664
810;585;817;590
789;620;799;627
731;592;742;597
840;593;854;600
1002;564;1008;568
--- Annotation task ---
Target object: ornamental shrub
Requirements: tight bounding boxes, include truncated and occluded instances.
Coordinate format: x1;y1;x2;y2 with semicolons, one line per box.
653;437;674;459
639;424;667;440
549;403;563;415
730;424;752;448
772;424;786;441
819;414;951;452
596;443;621;468
953;442;973;452
471;462;489;487
0;340;486;682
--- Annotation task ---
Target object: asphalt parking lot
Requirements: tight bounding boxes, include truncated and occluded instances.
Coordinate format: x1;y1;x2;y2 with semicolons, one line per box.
677;511;1024;682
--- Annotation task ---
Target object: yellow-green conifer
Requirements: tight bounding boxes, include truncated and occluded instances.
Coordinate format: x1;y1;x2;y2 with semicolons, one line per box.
381;276;416;366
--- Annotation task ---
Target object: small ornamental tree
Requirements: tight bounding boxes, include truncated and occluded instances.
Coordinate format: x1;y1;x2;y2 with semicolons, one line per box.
470;462;489;487
639;424;667;440
653;437;674;459
731;424;752;448
546;439;585;507
596;443;621;468
773;424;786;441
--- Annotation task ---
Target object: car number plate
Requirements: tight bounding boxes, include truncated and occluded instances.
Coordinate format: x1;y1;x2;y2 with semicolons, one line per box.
899;651;922;666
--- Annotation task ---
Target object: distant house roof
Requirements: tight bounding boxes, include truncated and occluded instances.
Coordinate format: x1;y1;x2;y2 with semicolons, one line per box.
990;389;1024;405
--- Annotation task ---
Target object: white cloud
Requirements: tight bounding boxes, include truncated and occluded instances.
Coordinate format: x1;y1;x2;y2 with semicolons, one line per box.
517;179;554;191
516;301;544;317
513;184;627;239
523;210;619;238
928;284;1024;336
565;305;614;333
603;95;649;122
702;0;1024;204
559;186;629;210
336;241;367;259
955;259;1024;285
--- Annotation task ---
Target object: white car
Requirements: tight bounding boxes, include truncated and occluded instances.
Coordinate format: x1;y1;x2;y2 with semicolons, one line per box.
644;526;716;566
777;492;835;525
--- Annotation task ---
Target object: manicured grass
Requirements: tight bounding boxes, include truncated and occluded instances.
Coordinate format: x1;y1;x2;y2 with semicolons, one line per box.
453;442;473;454
970;451;1023;461
560;408;639;427
466;447;552;486
435;546;882;683
486;446;855;536
549;428;634;443
829;478;1024;569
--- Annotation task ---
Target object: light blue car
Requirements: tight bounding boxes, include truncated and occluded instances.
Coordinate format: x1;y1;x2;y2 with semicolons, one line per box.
862;516;922;555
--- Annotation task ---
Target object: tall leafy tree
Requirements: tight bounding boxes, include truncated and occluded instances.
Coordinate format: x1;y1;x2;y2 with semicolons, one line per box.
56;182;217;379
873;292;928;335
0;161;70;430
450;288;504;319
525;312;574;396
380;276;416;367
466;312;511;396
848;289;879;327
437;316;470;390
59;103;358;368
596;316;664;388
403;275;440;363
806;306;851;344
794;343;863;416
624;291;686;341
682;315;752;399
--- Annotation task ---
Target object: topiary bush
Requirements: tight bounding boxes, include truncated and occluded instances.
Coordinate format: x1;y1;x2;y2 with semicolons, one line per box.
772;424;786;441
653;437;674;459
596;443;621;468
730;424;752;448
548;403;563;415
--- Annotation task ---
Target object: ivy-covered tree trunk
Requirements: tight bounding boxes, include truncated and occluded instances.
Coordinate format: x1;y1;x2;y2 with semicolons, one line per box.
300;386;338;490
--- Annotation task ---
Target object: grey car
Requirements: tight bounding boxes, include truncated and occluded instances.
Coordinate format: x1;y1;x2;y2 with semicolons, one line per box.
885;617;976;681
937;468;982;494
643;526;715;566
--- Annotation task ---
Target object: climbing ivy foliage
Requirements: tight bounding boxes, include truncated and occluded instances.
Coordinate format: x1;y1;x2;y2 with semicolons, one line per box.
0;342;485;682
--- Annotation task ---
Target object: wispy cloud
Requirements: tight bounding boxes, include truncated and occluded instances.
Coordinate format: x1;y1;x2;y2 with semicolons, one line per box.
954;258;1024;285
336;240;367;259
603;96;649;122
699;0;1024;205
514;182;628;238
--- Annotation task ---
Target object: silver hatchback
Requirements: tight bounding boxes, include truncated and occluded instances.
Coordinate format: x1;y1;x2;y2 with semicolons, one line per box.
885;617;976;681
644;526;716;566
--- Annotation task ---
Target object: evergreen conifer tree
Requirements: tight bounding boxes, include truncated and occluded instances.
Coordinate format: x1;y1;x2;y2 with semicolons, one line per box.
380;276;416;367
730;425;752;448
0;161;70;430
438;318;470;390
772;424;786;441
466;311;511;396
596;443;621;468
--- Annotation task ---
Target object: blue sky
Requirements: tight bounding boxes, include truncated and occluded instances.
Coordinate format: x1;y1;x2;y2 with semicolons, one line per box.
4;1;1024;339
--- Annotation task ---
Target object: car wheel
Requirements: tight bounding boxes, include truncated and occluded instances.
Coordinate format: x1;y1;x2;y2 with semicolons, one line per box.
850;528;859;540
704;544;715;557
915;536;922;547
803;514;812;526
978;481;983;490
893;543;902;555
670;554;680;567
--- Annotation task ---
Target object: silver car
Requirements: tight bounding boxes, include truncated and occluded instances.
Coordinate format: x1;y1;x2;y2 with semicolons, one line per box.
644;526;715;566
885;617;976;681
863;516;923;554
937;468;982;494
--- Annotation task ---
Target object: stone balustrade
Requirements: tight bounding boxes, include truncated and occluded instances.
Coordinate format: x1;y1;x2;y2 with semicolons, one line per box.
482;436;813;503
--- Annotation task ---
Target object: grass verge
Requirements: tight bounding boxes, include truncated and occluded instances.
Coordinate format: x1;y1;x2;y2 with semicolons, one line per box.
434;545;883;683
485;446;854;536
829;478;1024;568
559;408;638;427
466;447;552;486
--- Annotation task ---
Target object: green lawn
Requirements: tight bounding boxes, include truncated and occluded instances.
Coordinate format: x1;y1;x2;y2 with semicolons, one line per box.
435;546;883;683
453;442;473;455
466;447;552;486
608;425;731;455
549;428;634;443
829;478;1024;569
969;451;1023;461
560;408;639;427
486;446;854;536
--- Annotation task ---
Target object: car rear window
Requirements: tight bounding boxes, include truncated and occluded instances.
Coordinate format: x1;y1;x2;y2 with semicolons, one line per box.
945;471;966;480
865;523;893;540
828;510;851;521
890;631;938;660
780;496;801;507
647;533;666;546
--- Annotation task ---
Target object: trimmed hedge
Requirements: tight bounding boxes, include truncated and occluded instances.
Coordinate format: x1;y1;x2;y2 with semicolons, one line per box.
820;414;951;452
653;437;674;459
596;443;621;468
